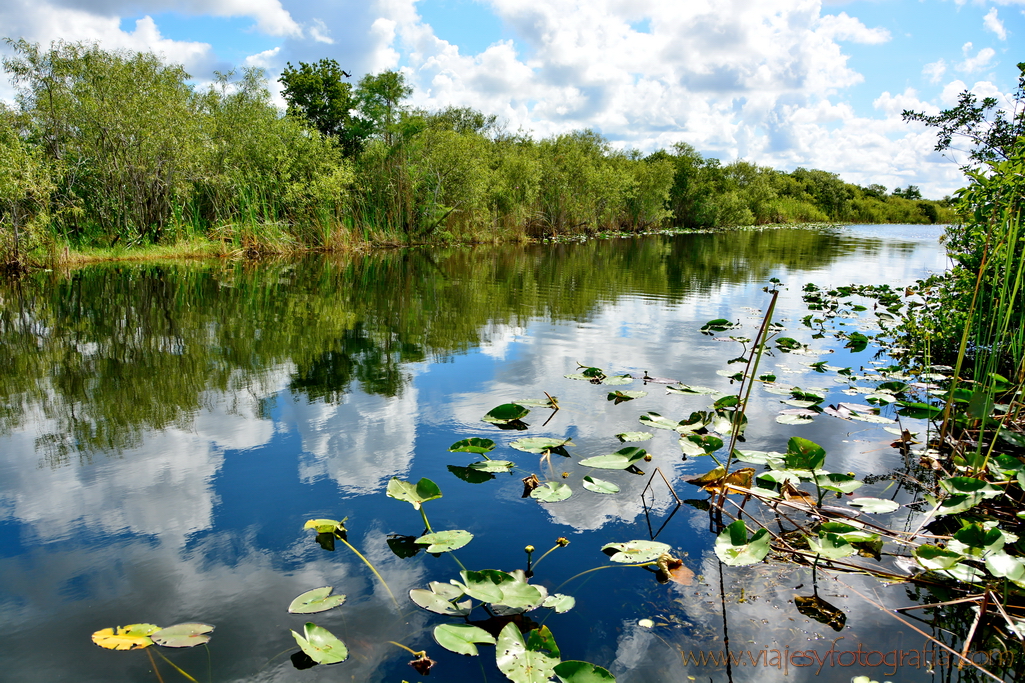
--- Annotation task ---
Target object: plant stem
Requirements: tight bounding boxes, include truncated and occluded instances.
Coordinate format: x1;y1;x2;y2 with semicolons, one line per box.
553;562;657;592
339;537;399;608
388;641;425;658
420;507;433;534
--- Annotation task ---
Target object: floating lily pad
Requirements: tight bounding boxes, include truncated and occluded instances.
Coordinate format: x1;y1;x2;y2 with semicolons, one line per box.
409;582;472;616
151;623;215;648
679;434;723;456
616;431;653;442
608;390;646;403
292;622;348;665
448;465;495;483
510;437;573;454
714;520;771;566
776;413;814;425
602;375;634;386
638;412;681;431
554;661;617;683
808;532;857;560
582;476;620;494
386;477;442;509
496;624;561;683
483;403;531;424
449;438;496;454
602;540;672;563
530;482;573;502
847;497;899;513
303;518;345;534
542;593;577;613
815;472;863;494
433;624;496;656
914;544;963;571
468;460;515;472
579;447;647;470
288;587;346;614
667;384;720;395
91;624;159;650
416;530;474;553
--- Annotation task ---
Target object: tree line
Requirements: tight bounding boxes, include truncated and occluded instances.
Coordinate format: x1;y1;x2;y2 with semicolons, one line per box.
0;39;954;266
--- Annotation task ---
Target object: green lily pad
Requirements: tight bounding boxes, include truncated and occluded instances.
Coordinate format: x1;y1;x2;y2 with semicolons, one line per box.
914;544;963;571
776;337;802;351
579;447;647;470
784;437;826;471
554;661;617;683
510;437;574;454
530;482;573;502
386;477;442;509
776;413;814;425
608;390;646;403
151;623;215;648
848;497;900;513
733;450;785;466
680;434;723;456
415;530;474;553
714;520;771;566
542;594;576;613
815;472;863;494
288;587;346;614
496;624;561;683
666;384;720;395
433;624;496;656
985;551;1025;588
449;438;497;454
303;518;345;534
638;412;681;431
602;375;634;386
808;532;857;560
582;476;620;494
602;540;672;563
409;582;472;616
291;622;348;664
448;465;495;483
468;460;515;472
91;624;159;650
483;403;531;424
616;431;653;442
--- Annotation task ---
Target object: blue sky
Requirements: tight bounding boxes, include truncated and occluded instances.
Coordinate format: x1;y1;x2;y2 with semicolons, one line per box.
1;0;1023;197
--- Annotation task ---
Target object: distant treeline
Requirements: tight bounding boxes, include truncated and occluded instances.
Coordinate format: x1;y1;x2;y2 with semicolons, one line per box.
0;40;954;263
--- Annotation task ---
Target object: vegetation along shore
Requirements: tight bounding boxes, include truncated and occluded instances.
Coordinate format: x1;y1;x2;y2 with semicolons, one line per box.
0;38;954;270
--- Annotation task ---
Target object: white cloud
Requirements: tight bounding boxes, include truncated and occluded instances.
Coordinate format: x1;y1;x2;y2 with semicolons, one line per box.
922;59;947;84
957;42;996;73
983;7;1008;39
308;17;334;44
817;11;891;44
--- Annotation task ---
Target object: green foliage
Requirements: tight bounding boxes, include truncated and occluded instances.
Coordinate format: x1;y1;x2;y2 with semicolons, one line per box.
279;58;363;157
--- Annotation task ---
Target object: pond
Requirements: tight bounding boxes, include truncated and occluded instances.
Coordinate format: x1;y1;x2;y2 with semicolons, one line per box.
1;224;986;683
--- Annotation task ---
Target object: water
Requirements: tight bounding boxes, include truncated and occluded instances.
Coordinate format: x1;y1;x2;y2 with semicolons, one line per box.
1;225;979;683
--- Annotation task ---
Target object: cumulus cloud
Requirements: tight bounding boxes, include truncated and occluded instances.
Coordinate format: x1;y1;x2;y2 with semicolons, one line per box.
816;11;891;43
923;59;947;84
957;42;996;73
983;7;1008;39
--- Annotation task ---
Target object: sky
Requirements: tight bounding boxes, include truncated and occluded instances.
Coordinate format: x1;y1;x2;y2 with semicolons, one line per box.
0;0;1022;198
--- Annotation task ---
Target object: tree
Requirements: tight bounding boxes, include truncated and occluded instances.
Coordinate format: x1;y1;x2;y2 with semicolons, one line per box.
902;62;1025;164
279;59;362;157
892;185;922;200
355;70;412;146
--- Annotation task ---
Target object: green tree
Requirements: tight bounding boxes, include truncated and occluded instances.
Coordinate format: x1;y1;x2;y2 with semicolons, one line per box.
279;59;362;157
902;62;1025;164
355;70;413;146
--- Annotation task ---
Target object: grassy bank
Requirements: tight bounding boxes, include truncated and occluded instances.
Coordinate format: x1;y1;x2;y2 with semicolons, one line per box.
1;39;954;270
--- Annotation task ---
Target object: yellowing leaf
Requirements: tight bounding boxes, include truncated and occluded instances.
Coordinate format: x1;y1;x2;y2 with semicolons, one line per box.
91;623;160;650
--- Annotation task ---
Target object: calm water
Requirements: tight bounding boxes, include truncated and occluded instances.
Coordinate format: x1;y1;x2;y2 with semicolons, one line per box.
0;225;978;683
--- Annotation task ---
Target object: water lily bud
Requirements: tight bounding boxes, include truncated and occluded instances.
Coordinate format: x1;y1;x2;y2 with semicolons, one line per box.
525;545;535;554
556;537;570;547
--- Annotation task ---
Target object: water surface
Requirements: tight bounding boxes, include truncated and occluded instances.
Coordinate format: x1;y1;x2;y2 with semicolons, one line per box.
1;225;971;682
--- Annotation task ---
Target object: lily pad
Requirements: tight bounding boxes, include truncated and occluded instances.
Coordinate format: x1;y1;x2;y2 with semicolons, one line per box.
433;624;496;656
530;482;573;502
602;540;672;563
582;476;620;494
608;390;646;403
914;544;963;571
415;530;474;552
409;582;472;616
483;403;531;424
510;437;574;454
542;594;577;613
602;375;634;386
638;412;682;431
288;587;346;614
386;477;442;509
848;497;900;513
776;413;814;425
616;431;653;442
808;532;857;560
496;623;561;683
554;661;617;683
91;624;159;650
815;472;863;494
666;384;720;395
714;520;771;566
303;518;345;534
291;622;348;665
468;460;515;472
150;623;215;648
579;447;647;470
448;465;495;483
449;438;496;454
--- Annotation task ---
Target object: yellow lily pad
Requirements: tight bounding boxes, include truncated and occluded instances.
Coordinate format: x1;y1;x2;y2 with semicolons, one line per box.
91;623;160;650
